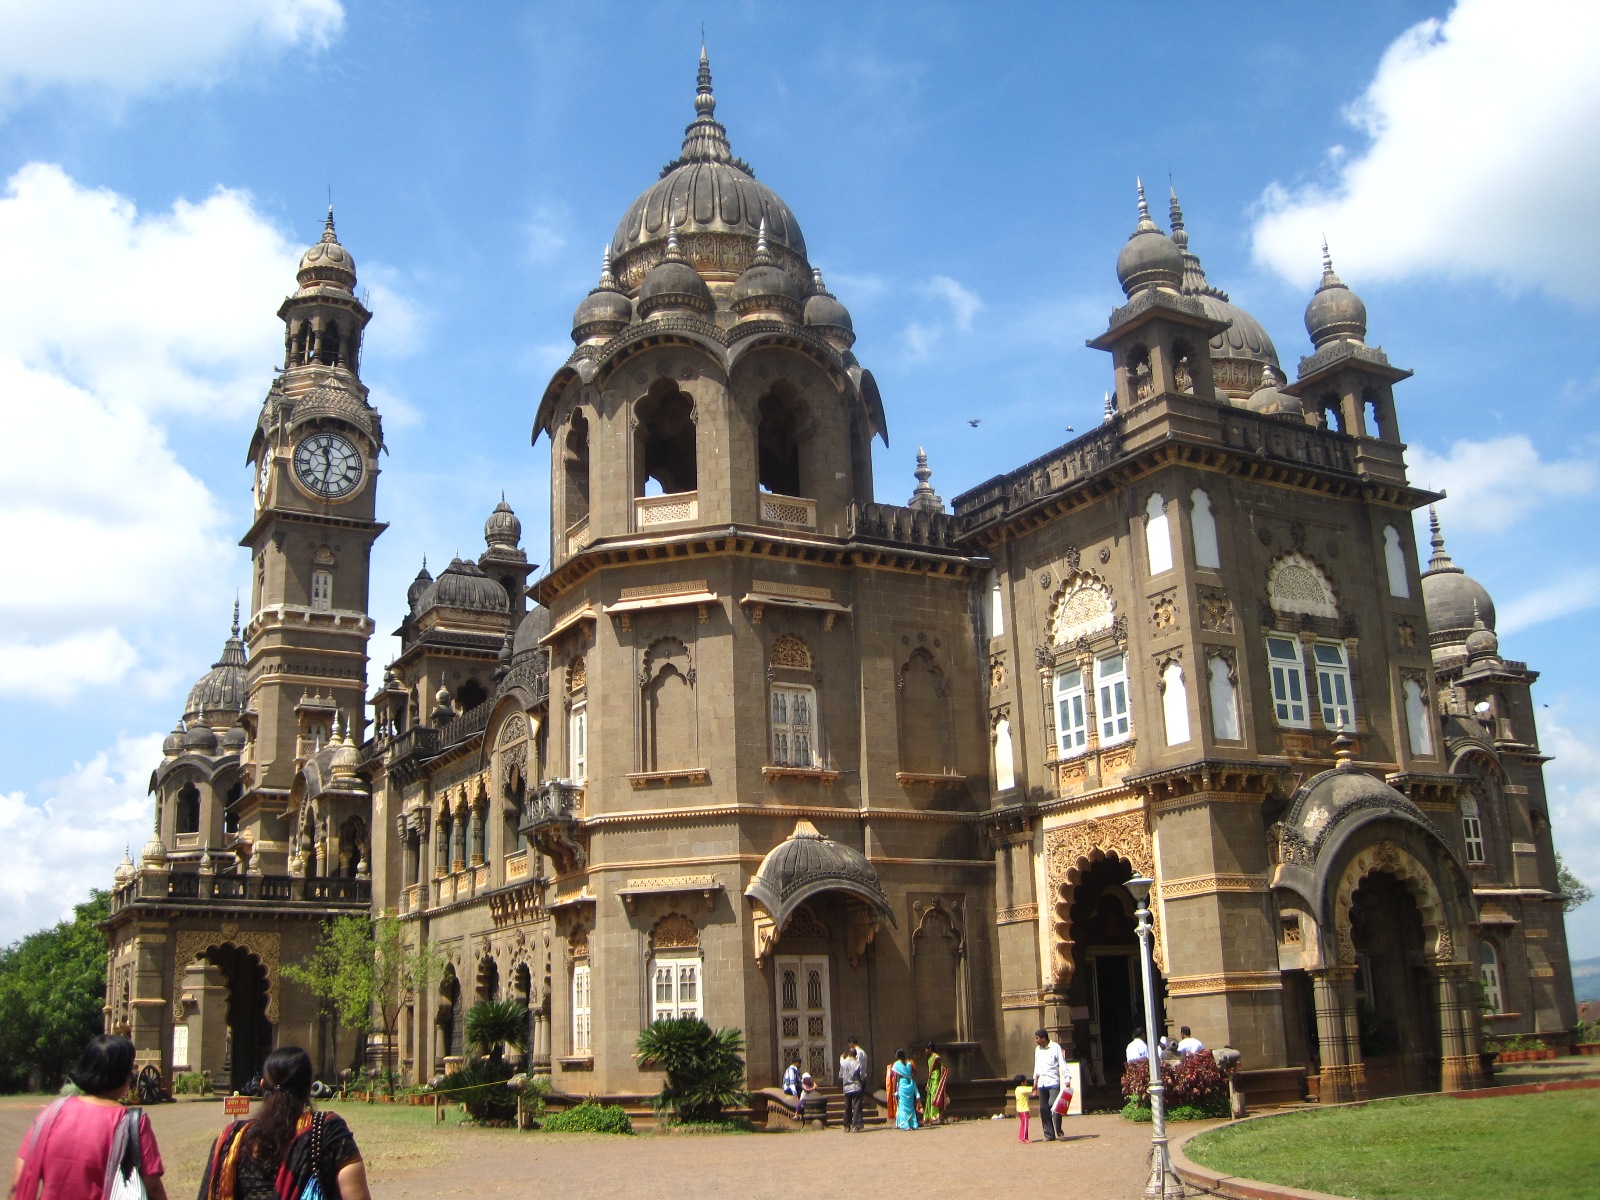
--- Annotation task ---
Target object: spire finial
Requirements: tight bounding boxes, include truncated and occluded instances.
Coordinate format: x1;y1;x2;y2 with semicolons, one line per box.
1317;235;1345;290
907;446;944;513
321;204;338;243
665;212;682;260
231;595;240;638
754;216;771;262
1103;390;1116;422
1425;505;1458;573
1136;176;1151;221
1168;185;1187;248
695;39;715;118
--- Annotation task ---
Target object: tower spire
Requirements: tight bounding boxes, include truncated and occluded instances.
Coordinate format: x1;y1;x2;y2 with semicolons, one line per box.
1426;505;1460;574
1165;184;1227;300
907;447;945;513
1318;236;1345;290
231;595;240;638
1134;177;1157;233
665;44;745;173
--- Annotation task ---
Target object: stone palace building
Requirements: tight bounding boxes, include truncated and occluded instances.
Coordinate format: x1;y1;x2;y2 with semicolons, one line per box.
104;51;1578;1105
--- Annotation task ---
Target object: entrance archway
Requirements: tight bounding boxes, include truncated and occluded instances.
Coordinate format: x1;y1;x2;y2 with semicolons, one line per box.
1066;857;1158;1086
1350;872;1440;1094
202;944;272;1091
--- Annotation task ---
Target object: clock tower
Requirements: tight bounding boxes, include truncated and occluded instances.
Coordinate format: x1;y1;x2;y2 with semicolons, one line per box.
241;209;385;874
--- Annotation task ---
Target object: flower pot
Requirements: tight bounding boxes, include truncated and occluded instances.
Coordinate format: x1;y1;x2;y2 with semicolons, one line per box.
1577;1043;1600;1057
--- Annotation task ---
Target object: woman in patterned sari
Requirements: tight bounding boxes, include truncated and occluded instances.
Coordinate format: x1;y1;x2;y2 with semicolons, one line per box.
890;1050;920;1130
922;1042;948;1126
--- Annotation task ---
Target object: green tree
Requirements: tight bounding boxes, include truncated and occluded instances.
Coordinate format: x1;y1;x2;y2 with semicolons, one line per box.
370;914;444;1093
1556;853;1594;913
634;1017;748;1123
464;999;528;1065
0;891;111;1093
281;914;374;1076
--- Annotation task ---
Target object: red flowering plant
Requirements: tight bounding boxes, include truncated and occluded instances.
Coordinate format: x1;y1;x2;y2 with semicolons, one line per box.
1120;1050;1231;1121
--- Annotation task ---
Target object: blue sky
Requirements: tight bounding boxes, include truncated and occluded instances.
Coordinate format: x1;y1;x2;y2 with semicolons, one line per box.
1;0;1597;959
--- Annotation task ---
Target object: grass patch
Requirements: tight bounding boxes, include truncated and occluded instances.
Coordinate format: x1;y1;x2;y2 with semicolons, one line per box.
1185;1090;1600;1200
656;1116;755;1134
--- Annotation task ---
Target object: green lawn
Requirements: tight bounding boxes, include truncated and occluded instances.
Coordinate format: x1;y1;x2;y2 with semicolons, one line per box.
1184;1090;1600;1200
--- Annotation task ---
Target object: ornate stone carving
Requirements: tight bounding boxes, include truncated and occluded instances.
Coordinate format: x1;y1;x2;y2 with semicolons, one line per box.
172;928;282;1023
1397;621;1417;649
1149;591;1178;632
650;913;700;950
1048;575;1115;647
989;654;1006;692
771;634;812;669
1064;546;1081;574
568;656;586;694
1332;840;1452;966
1198;590;1234;633
1267;551;1339;619
1043;811;1160;983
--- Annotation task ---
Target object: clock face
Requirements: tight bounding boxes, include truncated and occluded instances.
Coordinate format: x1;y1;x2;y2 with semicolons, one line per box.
293;432;364;499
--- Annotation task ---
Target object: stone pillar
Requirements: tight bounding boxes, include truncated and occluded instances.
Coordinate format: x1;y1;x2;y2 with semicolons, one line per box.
436;813;451;876
532;999;551;1073
452;808;467;872
1436;963;1483;1091
469;804;485;867
185;960;230;1083
402;831;418;888
1312;966;1366;1103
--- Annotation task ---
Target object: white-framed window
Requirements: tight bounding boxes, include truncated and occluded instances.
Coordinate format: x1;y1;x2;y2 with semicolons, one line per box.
1190;488;1221;570
994;717;1016;792
572;963;592;1055
651;956;702;1022
172;1023;190;1071
1054;666;1088;756
989;573;1005;637
1403;677;1434;756
569;700;587;783
1160;660;1190;746
1383;525;1410;598
1096;652;1131;746
1266;636;1309;729
1313;640;1355;731
311;569;333;612
1479;942;1503;1014
1462;794;1486;864
1145;493;1173;575
1207;654;1241;741
771;683;817;767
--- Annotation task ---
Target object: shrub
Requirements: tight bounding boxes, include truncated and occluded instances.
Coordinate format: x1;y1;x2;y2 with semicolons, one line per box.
173;1072;209;1096
1121;1051;1231;1121
659;1116;754;1134
464;999;529;1066
438;1059;517;1123
634;1017;748;1122
541;1102;634;1134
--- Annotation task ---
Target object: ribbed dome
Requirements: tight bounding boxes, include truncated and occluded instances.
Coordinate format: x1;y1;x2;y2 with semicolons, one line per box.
1238;366;1304;419
297;208;357;291
163;726;185;757
183;723;219;753
185;606;248;721
407;561;433;611
485;496;522;549
571;247;633;344
141;834;168;866
730;220;802;320
610;49;807;286
1168;189;1282;398
803;268;854;341
512;606;551;657
419;557;511;615
1280;745;1430;862
745;820;895;930
222;723;249;751
1305;242;1368;347
1116;181;1183;297
1420;508;1495;638
636;226;713;320
288;378;379;442
114;852;135;885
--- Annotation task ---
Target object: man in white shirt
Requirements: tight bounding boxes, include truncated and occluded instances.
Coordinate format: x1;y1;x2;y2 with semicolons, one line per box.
1176;1026;1204;1055
1126;1034;1149;1062
1032;1028;1069;1141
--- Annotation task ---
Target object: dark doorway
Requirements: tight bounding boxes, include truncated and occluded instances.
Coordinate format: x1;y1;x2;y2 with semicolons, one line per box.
1350;871;1439;1094
204;944;272;1091
1069;857;1159;1087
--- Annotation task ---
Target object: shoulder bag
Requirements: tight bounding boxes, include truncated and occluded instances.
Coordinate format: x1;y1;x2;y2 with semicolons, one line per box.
104;1107;146;1200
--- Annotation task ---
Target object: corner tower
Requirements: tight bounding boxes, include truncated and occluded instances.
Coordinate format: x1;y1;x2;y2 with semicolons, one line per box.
242;210;384;871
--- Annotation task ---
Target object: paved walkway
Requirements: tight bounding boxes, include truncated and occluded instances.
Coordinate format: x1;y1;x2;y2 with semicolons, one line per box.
2;1096;1186;1199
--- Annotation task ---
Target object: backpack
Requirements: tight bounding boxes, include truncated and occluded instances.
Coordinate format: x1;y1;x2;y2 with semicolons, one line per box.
104;1108;146;1200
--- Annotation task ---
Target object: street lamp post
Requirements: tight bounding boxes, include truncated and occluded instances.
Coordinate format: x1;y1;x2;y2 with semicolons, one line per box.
1126;875;1183;1198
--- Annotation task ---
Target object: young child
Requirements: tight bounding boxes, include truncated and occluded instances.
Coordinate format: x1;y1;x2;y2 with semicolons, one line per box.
799;1070;816;1124
1013;1073;1034;1143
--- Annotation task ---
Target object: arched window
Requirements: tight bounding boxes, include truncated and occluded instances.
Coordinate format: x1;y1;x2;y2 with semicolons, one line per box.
1160;661;1190;746
897;648;951;774
1144;493;1172;575
649;915;702;1022
757;387;804;497
1362;388;1386;440
1316;392;1343;432
568;657;587;784
1403;677;1433;756
1190;488;1221;570
1479;941;1503;1014
563;410;591;533
634;383;697;498
1461;793;1486;864
643;639;696;773
993;716;1016;792
456;677;488;712
1127;345;1154;403
770;636;818;768
311;570;333;612
1171;339;1197;395
176;783;201;835
989;573;1005;637
1383;526;1409;599
1208;655;1240;741
571;955;592;1056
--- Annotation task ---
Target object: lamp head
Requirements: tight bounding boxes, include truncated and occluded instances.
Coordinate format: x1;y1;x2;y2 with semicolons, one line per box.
1125;875;1154;908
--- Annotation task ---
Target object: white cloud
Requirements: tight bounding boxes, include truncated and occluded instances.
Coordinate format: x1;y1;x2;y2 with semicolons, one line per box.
923;275;982;332
1542;710;1600;956
1408;434;1597;534
902;275;983;359
0;0;343;109
0;732;162;944
1499;569;1600;636
1251;0;1600;302
0;164;300;699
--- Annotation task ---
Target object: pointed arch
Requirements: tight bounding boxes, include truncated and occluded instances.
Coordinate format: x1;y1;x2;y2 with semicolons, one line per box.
1047;574;1115;647
898;647;952;774
1267;551;1339;619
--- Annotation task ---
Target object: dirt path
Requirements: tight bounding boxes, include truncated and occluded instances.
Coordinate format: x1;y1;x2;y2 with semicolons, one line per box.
2;1096;1185;1199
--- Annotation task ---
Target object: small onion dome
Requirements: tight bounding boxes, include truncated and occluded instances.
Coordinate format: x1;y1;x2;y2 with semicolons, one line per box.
185;604;248;721
636;222;713;320
163;724;186;757
1465;607;1500;662
1238;365;1304;419
330;723;362;778
1115;178;1183;297
571;246;632;344
1420;507;1496;637
142;833;168;866
297;206;357;291
1305;240;1368;347
222;722;249;752
418;557;510;615
730;219;803;320
432;682;454;727
114;849;135;885
407;559;433;612
183;722;219;754
485;494;521;549
803;268;855;346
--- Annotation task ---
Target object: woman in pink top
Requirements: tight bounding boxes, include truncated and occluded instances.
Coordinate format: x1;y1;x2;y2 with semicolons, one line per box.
10;1035;168;1200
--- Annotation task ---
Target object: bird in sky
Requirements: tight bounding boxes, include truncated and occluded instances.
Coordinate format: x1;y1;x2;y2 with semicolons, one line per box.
968;419;981;428
1064;425;1075;433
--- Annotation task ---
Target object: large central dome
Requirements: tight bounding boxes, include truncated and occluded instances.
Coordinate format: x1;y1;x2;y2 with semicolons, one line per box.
609;49;808;289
